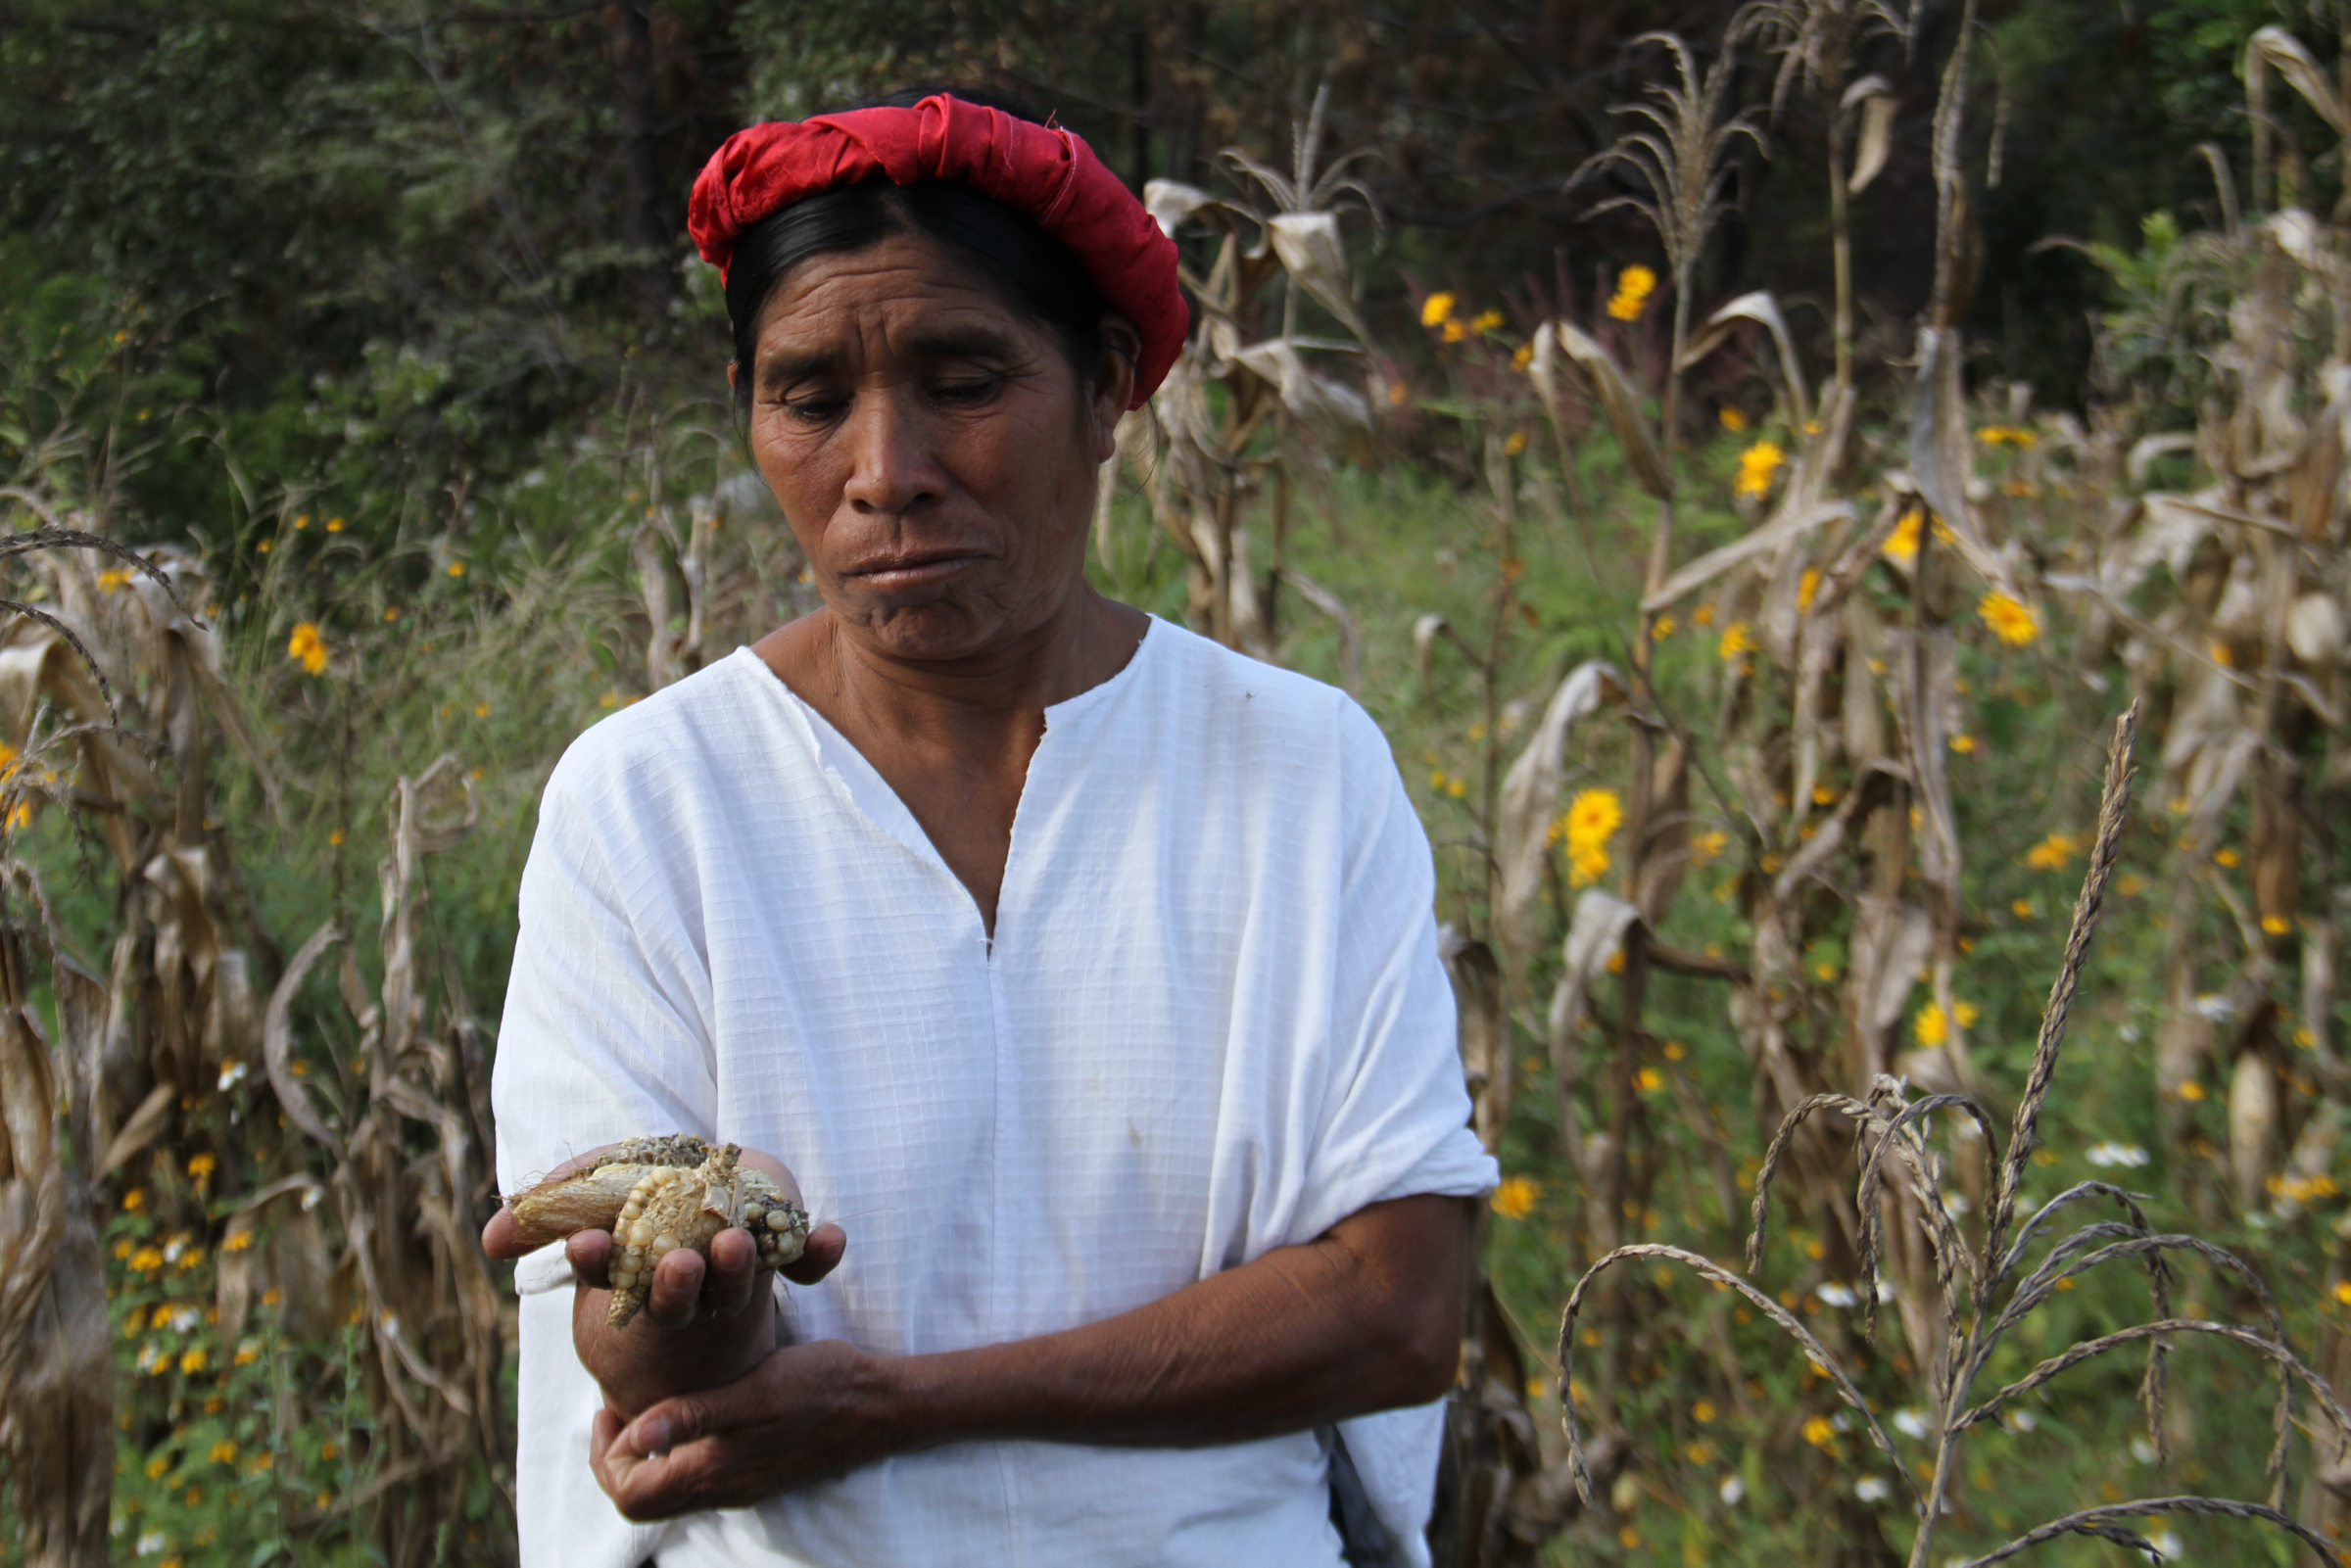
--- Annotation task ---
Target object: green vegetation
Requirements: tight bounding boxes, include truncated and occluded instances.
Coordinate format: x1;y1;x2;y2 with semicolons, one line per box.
5;3;2351;1565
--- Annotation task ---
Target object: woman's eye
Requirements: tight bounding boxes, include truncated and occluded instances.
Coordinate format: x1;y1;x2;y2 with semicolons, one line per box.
778;393;846;424
932;375;1003;405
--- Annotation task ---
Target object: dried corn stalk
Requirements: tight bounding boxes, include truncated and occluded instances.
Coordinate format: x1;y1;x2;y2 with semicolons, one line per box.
1561;709;2351;1568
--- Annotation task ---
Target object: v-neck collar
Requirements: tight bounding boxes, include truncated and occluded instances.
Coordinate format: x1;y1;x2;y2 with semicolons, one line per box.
730;618;1160;937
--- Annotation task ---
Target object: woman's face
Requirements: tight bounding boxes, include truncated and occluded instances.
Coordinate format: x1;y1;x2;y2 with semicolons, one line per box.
742;231;1132;664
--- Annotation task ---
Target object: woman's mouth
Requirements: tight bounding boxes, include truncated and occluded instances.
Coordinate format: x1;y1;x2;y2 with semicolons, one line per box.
842;547;987;588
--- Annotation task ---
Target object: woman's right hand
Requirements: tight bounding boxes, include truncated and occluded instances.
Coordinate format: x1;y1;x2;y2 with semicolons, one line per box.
481;1143;848;1417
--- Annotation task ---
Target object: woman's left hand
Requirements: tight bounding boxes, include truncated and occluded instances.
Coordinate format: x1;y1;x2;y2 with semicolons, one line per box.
589;1338;895;1520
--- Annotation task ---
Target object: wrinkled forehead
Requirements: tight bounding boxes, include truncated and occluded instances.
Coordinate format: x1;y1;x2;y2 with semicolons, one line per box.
750;235;1061;381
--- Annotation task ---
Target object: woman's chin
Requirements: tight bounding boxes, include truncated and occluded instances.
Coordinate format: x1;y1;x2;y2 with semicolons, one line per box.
850;598;1012;662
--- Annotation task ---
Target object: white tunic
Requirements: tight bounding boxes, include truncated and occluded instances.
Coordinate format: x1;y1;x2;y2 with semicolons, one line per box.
492;618;1497;1568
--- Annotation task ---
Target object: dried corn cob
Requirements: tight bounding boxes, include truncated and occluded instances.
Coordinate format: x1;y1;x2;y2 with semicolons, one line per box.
504;1136;812;1327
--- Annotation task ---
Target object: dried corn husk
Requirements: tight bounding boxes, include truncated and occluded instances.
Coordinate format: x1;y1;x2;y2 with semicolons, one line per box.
1493;661;1623;966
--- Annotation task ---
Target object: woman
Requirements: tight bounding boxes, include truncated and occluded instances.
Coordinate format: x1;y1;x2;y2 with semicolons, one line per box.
484;90;1496;1568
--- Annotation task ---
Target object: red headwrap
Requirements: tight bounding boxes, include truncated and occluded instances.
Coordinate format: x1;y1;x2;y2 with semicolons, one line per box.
689;95;1185;408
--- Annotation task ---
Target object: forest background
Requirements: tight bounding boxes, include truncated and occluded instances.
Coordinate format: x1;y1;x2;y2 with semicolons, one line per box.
3;1;2350;1565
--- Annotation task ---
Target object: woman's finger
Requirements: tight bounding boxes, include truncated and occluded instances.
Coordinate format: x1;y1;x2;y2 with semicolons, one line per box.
643;1243;709;1328
702;1227;760;1318
565;1228;615;1289
780;1222;846;1286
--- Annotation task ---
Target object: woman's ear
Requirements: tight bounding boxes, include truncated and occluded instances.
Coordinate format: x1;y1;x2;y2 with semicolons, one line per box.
727;359;740;395
1090;314;1144;456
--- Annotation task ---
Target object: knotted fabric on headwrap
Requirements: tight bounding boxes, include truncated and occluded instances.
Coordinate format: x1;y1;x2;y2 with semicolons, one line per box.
689;95;1185;407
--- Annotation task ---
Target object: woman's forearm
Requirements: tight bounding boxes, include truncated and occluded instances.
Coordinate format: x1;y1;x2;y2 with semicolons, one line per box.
871;1194;1467;1451
593;1194;1471;1520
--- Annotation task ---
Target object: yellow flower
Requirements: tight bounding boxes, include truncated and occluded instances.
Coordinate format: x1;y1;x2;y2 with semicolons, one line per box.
2012;898;2036;920
234;1341;261;1365
1949;734;1977;753
1634;1066;1664;1092
321;1440;339;1460
187;1153;216;1180
1561;787;1622;888
1440;319;1466;343
1511;344;1532;370
2117;874;2145;896
447;560;467;578
130;1247;164;1274
384;605;401;622
1469;309;1504;332
1692;603;1716;627
1605;264;1656;321
2335;1282;2351;1307
473;701;491;719
1914;1002;1950;1047
261;1287;281;1307
1978;592;2039;646
1802;1414;1838;1447
327;829;345;847
1975;425;2039;448
287;622;327;677
1717;622;1756;662
1663;1040;1688;1061
1490;1176;1540;1219
292;514;310;531
1882;506;1924;567
96;566;133;593
1691;829;1729;862
2177;1079;2207;1102
1797;568;1821;612
1953;1000;1980;1027
1734;440;1785;499
114;1237;133;1259
255;539;272;554
2024;832;2078;871
1504;429;1527;456
326;517;345;533
146;1452;170;1479
122;1187;145;1212
1694;1399;1717;1423
2209;640;2232;667
211;1441;237;1465
179;1348;207;1374
247;1451;273;1474
1419;292;1457;327
1618;1526;1643;1549
1718;406;1749;432
1651;614;1677;641
2261;914;2291;935
2214;846;2241;868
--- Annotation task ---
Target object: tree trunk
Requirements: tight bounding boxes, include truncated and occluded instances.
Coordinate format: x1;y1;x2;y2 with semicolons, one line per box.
611;0;671;311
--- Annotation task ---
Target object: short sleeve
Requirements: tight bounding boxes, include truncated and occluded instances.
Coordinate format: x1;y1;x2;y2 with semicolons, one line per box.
493;747;726;1293
1290;704;1498;1244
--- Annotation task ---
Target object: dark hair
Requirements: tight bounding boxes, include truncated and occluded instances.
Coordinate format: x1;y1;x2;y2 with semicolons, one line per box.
725;88;1112;416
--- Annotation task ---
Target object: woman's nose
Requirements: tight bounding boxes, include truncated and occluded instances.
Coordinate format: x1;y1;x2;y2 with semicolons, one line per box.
839;390;942;517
